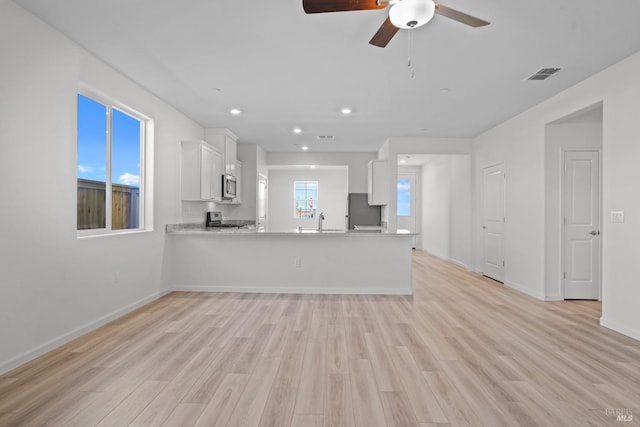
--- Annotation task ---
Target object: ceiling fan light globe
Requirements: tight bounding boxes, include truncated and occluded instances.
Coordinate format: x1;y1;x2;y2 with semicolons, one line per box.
389;0;435;29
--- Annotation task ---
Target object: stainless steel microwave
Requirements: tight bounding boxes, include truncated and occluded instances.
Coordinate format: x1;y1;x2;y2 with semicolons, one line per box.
222;174;237;199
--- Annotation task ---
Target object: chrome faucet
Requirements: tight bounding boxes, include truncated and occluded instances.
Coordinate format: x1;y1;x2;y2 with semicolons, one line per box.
318;212;325;231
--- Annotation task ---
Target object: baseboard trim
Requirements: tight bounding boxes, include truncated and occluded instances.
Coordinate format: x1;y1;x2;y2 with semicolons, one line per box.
172;285;412;296
600;317;640;342
0;289;171;376
504;280;546;301
420;250;471;271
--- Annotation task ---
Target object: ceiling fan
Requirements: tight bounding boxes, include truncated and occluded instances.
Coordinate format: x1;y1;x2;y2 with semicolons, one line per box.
302;0;490;48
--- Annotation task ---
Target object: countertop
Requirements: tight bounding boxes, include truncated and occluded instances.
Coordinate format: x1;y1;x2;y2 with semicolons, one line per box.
166;223;417;236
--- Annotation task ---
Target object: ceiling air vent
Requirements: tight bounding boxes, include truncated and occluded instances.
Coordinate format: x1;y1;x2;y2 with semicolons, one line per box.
527;67;561;81
317;135;335;140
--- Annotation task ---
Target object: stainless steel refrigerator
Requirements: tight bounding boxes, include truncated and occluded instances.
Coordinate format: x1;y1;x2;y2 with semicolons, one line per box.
346;193;381;230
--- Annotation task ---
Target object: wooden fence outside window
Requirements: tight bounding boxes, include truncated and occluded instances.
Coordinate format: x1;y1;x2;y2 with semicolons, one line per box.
77;179;139;230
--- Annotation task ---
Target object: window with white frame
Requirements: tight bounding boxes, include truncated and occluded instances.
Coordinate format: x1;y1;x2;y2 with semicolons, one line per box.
294;181;318;219
76;92;147;234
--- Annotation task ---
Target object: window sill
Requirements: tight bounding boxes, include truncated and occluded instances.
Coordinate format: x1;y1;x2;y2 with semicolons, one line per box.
77;228;154;240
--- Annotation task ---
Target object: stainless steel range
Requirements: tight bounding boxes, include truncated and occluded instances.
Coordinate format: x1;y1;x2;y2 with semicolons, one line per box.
205;211;241;228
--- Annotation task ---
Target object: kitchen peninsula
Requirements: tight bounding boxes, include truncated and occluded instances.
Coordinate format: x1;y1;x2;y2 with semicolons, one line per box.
166;225;414;295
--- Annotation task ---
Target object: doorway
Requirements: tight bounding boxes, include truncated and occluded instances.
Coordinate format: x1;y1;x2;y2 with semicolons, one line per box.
545;103;603;301
397;172;417;248
481;162;505;282
562;150;601;299
401;154;471;268
257;173;267;231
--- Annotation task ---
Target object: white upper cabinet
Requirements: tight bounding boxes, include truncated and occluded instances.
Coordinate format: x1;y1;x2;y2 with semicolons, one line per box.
225;137;237;175
205;128;238;176
181;140;222;201
368;160;388;205
200;144;215;200
211;148;223;201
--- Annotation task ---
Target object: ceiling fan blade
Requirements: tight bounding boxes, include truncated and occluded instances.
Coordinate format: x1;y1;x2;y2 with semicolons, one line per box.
435;4;490;27
369;17;399;48
303;0;387;14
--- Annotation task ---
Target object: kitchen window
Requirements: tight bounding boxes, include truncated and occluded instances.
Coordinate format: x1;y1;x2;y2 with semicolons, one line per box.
294;181;318;219
77;92;149;235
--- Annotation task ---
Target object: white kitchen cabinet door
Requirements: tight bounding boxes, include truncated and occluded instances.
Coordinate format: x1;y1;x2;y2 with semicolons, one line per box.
225;136;237;175
204;128;238;176
368;160;388;205
211;148;223;201
200;145;215;199
181;140;221;201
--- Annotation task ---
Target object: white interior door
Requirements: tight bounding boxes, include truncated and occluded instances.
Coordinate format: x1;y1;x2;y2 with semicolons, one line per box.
397;173;417;248
563;151;600;299
257;173;267;231
482;163;505;282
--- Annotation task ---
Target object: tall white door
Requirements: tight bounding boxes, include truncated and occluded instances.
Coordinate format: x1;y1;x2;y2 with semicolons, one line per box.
397;173;417;248
563;151;600;299
257;174;267;231
482;163;505;282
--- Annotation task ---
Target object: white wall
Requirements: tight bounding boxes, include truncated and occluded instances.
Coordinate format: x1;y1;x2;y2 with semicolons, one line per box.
266;152;375;193
267;168;348;231
419;156;471;268
473;50;640;340
0;1;203;373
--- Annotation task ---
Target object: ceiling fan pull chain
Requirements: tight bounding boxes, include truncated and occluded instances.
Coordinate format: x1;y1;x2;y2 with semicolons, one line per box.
408;28;415;78
407;28;412;67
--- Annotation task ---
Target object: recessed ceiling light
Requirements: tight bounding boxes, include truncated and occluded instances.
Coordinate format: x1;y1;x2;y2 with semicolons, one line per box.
310;165;316;169
340;108;352;115
293;127;302;134
229;108;242;115
439;88;450;93
400;159;406;164
301;145;309;151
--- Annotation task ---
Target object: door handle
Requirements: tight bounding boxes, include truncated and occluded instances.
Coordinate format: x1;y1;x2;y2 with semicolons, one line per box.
589;230;600;236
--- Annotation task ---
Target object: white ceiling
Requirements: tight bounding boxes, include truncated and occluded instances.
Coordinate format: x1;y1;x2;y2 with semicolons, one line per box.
14;0;640;152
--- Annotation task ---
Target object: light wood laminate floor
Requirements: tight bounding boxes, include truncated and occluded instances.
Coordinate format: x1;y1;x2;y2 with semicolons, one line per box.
1;251;639;426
